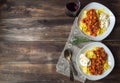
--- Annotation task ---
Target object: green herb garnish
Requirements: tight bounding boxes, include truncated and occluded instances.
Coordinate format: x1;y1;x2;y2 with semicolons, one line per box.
71;36;90;45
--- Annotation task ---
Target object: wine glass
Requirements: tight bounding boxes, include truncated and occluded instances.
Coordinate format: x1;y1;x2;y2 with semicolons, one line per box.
65;0;81;17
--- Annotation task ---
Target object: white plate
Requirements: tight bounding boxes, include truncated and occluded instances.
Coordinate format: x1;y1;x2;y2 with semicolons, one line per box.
76;42;115;80
77;2;116;41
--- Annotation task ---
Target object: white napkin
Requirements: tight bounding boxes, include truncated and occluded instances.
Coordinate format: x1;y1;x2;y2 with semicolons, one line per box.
56;42;87;83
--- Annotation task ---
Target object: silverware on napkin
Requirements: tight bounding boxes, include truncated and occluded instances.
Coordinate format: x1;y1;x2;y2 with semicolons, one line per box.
64;49;78;81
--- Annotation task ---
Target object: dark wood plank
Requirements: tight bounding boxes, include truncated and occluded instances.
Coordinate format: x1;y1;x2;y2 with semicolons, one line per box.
0;41;65;64
0;17;73;41
0;0;66;19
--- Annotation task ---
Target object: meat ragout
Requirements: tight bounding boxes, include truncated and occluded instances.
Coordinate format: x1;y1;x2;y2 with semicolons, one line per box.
82;9;100;36
88;47;107;75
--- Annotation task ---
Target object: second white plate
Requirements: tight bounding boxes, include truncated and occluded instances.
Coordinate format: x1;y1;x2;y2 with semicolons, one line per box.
77;2;116;41
76;42;115;80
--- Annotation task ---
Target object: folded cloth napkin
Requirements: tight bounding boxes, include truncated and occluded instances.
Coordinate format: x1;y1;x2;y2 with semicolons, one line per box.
56;18;91;83
56;42;87;83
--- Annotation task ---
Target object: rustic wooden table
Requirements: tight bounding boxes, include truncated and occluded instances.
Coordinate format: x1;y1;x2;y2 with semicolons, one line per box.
0;0;120;83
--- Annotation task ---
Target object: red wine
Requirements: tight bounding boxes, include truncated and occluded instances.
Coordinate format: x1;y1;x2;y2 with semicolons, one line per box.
65;0;80;17
66;2;78;12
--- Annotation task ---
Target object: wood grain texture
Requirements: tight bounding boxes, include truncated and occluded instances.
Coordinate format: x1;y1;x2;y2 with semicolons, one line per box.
0;17;73;41
0;0;66;18
0;0;120;83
